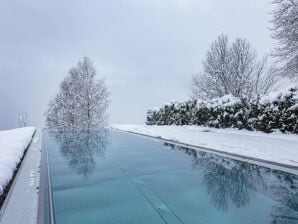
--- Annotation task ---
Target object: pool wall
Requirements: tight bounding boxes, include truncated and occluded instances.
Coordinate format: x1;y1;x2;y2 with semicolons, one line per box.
38;130;55;224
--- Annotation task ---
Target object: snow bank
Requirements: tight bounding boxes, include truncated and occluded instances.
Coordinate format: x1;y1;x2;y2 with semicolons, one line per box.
0;127;36;195
206;94;241;109
112;124;298;168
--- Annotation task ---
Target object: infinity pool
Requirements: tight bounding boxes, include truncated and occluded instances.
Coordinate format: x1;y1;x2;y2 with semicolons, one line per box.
40;129;298;224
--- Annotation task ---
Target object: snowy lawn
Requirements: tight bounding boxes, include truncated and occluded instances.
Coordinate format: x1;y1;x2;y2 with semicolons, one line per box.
0;127;36;195
112;124;298;168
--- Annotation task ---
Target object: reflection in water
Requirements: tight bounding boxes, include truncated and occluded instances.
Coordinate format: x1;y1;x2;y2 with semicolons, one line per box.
50;129;109;176
195;151;266;211
163;143;298;222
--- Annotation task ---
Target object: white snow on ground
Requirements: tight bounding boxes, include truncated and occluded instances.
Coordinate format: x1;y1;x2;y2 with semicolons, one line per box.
0;127;36;195
112;124;298;168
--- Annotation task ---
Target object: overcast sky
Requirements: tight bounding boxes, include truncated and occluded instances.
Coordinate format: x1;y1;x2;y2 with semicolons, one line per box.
0;0;275;130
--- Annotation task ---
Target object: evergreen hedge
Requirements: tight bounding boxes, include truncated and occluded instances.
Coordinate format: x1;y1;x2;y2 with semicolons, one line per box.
146;86;298;133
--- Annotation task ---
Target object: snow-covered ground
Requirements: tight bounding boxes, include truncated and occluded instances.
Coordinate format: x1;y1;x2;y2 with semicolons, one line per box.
0;127;36;196
112;124;298;168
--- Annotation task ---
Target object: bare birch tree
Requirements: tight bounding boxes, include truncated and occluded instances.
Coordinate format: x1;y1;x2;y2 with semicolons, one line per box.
191;35;276;100
18;112;29;127
271;0;298;78
45;56;110;129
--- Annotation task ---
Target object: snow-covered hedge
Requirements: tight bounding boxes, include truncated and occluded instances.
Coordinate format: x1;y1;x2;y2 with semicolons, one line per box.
146;86;298;133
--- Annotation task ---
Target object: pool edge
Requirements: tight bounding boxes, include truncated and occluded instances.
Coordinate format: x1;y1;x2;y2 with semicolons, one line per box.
113;128;298;176
0;129;41;224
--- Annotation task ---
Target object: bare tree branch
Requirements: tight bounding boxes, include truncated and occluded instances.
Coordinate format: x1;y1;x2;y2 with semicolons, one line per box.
191;35;277;100
270;0;298;77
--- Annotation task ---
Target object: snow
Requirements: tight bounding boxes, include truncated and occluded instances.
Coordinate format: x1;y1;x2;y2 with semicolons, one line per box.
288;103;298;111
206;94;241;108
259;84;298;104
0;127;36;195
111;124;298;168
271;77;297;92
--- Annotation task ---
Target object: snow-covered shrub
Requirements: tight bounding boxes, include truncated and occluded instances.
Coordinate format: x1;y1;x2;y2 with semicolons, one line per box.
146;86;298;134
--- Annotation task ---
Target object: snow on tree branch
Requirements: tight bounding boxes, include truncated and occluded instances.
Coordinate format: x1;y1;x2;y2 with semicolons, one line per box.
271;0;298;77
45;56;110;130
191;34;277;100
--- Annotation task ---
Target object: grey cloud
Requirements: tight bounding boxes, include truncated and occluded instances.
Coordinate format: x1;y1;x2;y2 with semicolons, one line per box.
0;0;273;129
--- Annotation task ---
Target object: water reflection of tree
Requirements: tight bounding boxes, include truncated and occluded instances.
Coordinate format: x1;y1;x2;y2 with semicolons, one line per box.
194;151;266;211
50;129;109;176
270;205;298;224
269;173;298;224
163;142;298;216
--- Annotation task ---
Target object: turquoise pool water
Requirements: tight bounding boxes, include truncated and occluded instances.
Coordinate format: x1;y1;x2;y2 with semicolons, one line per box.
43;129;298;224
